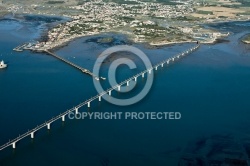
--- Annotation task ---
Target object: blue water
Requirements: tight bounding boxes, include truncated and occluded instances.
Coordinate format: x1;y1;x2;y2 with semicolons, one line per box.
0;16;250;165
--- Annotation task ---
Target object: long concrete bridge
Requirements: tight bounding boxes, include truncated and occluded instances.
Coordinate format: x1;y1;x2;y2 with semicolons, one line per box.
0;44;200;151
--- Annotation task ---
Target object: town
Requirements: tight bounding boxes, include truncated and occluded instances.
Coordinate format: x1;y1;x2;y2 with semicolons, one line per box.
1;0;249;50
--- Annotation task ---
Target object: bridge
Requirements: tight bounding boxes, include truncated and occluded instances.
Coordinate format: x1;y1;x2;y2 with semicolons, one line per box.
0;44;200;151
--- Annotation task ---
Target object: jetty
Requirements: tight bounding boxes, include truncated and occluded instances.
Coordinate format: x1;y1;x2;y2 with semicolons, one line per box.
12;43;105;80
13;43;27;52
44;50;105;80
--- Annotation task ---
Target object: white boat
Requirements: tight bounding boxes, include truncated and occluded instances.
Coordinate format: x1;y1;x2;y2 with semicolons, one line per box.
0;60;7;69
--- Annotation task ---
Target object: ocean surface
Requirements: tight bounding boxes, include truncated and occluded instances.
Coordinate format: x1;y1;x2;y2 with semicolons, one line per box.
0;15;250;166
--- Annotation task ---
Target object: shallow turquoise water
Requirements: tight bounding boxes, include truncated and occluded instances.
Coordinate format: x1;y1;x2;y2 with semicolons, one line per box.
0;17;250;165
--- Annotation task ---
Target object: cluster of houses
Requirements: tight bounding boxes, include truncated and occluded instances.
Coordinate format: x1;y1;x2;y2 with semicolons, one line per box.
30;0;228;49
35;0;198;49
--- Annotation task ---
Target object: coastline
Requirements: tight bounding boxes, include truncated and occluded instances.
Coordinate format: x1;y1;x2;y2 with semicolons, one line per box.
36;20;237;50
242;40;250;44
241;33;250;44
8;13;249;51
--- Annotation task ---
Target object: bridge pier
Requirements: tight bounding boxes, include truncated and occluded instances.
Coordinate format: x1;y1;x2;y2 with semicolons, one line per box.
88;102;91;108
109;91;112;96
161;63;164;67
172;58;175;61
99;96;102;101
47;123;51;130
142;73;145;78
31;132;35;139
148;69;152;74
155;66;158;70
62;115;66;122
118;86;121;91
127;81;130;86
167;60;170;64
12;142;16;149
134;77;137;82
75;107;79;114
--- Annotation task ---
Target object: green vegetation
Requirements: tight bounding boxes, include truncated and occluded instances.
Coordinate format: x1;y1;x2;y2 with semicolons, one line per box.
237;11;250;15
242;34;250;43
140;24;166;30
47;1;65;4
218;16;228;18
173;16;201;21
97;37;114;43
196;10;213;15
102;0;180;5
77;0;91;5
103;0;140;4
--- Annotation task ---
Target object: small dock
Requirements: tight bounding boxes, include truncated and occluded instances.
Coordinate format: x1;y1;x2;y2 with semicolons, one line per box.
13;43;36;52
13;43;27;52
44;50;105;81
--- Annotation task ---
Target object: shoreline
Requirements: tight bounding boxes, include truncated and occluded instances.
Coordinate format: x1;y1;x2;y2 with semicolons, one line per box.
37;20;240;50
5;13;249;51
242;40;250;44
43;30;220;51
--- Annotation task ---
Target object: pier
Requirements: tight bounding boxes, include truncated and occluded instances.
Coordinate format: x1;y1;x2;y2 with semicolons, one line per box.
13;43;105;80
44;50;105;81
13;43;28;52
0;44;200;151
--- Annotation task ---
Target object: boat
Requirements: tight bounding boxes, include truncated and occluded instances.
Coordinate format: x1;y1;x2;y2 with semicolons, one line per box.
0;60;7;69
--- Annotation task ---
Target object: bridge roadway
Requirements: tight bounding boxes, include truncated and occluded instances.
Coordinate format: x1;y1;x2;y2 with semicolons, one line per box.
0;44;200;151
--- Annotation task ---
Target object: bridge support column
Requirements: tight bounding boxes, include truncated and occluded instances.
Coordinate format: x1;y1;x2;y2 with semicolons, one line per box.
127;81;129;86
172;58;175;61
142;73;145;78
118;86;121;91
109;91;111;96
47;123;51;130
99;96;102;101
149;69;152;74
12;142;16;149
75;107;79;114
155;66;158;71
167;61;169;64
161;63;164;67
88;102;90;108
31;132;34;139
134;77;137;82
62;115;66;122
